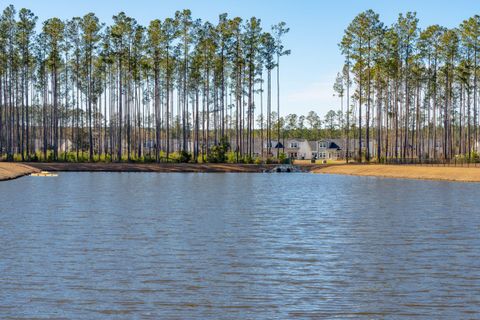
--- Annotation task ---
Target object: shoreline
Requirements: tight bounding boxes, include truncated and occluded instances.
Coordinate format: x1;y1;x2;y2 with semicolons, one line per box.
312;164;480;183
25;162;316;174
1;162;480;183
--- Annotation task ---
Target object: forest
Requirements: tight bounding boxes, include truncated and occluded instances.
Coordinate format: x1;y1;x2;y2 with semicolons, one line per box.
2;5;480;164
0;5;291;163
338;10;480;163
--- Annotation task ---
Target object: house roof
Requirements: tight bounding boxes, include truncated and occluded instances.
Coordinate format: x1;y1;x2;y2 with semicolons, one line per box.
274;141;284;149
328;141;341;150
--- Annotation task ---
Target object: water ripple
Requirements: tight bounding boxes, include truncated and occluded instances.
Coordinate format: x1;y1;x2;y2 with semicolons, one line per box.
0;172;479;319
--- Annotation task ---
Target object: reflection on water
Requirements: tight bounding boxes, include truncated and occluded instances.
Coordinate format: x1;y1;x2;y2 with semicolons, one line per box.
1;173;480;319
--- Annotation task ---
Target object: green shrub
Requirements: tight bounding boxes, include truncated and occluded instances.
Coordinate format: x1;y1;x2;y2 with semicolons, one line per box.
196;155;205;163
168;150;191;163
142;154;156;163
469;152;480;162
75;152;89;162
243;155;254;164
279;152;288;164
178;150;191;163
254;157;264;165
98;153;113;162
207;138;230;163
226;151;237;163
266;157;279;164
60;152;77;163
47;151;55;162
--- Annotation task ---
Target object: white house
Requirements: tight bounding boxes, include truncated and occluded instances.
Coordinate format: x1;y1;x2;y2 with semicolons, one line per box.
311;140;342;160
284;139;312;159
257;138;344;160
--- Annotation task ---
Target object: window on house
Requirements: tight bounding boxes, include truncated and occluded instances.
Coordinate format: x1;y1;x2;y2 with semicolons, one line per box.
319;142;327;148
290;142;298;148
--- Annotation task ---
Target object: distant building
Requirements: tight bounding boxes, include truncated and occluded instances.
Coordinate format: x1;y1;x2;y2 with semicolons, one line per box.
251;138;352;160
284;139;311;159
312;140;342;160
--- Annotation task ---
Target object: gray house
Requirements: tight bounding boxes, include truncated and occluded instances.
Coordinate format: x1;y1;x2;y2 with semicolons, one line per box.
311;140;342;160
272;138;345;160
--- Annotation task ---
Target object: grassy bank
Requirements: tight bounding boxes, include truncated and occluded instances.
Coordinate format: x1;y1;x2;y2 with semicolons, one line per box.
312;164;480;183
0;163;39;181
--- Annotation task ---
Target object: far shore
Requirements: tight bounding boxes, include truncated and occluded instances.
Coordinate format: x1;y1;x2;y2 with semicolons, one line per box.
1;162;480;183
1;162;290;181
25;162;321;174
312;164;480;183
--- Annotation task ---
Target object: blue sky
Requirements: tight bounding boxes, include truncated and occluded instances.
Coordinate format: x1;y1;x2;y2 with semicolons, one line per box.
4;0;480;117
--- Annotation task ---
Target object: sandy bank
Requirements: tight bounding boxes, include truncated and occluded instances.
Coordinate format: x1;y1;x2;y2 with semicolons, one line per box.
26;162;287;173
0;163;40;181
312;164;480;183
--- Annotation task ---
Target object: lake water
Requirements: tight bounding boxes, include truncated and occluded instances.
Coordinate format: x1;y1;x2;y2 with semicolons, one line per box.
1;172;480;319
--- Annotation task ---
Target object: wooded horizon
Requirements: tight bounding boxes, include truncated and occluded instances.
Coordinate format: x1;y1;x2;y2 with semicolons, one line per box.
338;10;480;163
0;5;479;163
0;5;290;163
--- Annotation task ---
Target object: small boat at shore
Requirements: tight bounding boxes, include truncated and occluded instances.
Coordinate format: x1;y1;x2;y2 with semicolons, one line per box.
31;171;58;177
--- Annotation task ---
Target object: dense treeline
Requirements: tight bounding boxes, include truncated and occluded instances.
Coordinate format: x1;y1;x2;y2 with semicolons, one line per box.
0;5;290;162
337;10;480;162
